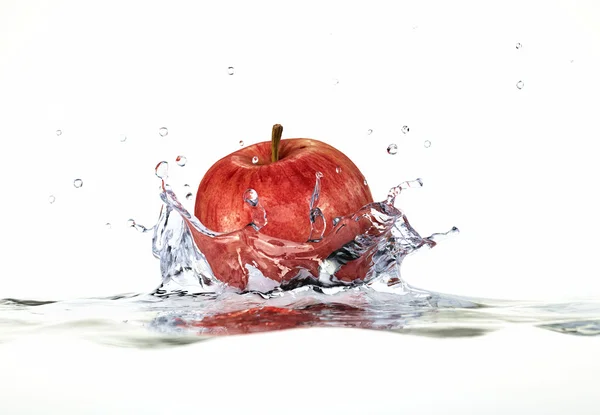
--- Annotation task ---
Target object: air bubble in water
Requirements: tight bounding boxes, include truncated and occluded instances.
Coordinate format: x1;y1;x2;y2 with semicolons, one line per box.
252;156;259;164
516;43;522;49
401;125;410;134
336;166;342;174
119;134;127;142
176;155;187;167
185;193;193;201
387;144;398;155
73;179;83;188
48;195;56;204
424;140;431;148
516;80;524;89
56;130;62;136
159;127;168;137
239;140;244;147
228;67;235;75
155;161;169;179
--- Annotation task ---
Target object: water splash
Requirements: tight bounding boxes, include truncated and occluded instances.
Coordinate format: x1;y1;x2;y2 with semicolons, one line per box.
151;168;453;295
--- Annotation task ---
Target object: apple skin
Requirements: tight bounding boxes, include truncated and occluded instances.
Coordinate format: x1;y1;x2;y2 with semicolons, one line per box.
194;138;373;242
190;137;377;291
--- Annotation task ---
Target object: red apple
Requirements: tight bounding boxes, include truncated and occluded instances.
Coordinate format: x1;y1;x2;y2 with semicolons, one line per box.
191;124;378;290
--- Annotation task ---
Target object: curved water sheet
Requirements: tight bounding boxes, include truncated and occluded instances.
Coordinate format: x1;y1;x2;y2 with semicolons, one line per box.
153;173;455;294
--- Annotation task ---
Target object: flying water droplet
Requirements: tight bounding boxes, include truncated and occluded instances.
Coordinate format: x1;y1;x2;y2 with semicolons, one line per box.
127;219;136;227
243;188;267;230
387;144;398;155
332;78;339;85
336;166;342;174
185;193;193;201
73;179;83;188
367;129;373;135
155;161;169;179
401;125;410;134
105;222;112;229
56;130;62;136
48;195;56;204
159;127;168;137
252;156;259;164
183;184;190;189
176;155;187;167
119;134;127;142
516;80;524;89
424;140;431;148
228;67;235;75
516;42;522;49
239;140;244;147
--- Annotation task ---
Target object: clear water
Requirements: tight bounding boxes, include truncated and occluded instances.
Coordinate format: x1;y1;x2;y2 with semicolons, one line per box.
2;168;599;347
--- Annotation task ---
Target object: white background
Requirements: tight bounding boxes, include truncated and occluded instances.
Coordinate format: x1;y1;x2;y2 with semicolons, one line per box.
2;1;600;414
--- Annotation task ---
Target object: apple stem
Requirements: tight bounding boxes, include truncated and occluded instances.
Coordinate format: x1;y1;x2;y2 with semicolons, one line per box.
271;124;283;162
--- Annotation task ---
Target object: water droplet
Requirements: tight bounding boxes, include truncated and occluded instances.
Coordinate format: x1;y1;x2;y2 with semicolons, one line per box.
401;125;410;134
367;129;373;135
336;166;342;174
159;127;168;137
316;171;323;179
243;189;259;207
127;219;136;228
387;144;398;155
516;42;522;49
56;130;62;136
516;80;524;89
105;222;112;229
333;78;339;85
73;179;83;188
239;140;244;147
155;161;169;179
176;155;187;167
332;217;341;226
570;59;574;63
364;178;368;186
183;184;190;189
228;67;235;75
119;134;127;142
48;195;56;204
185;193;193;201
424;140;431;148
243;188;267;230
252;156;259;164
